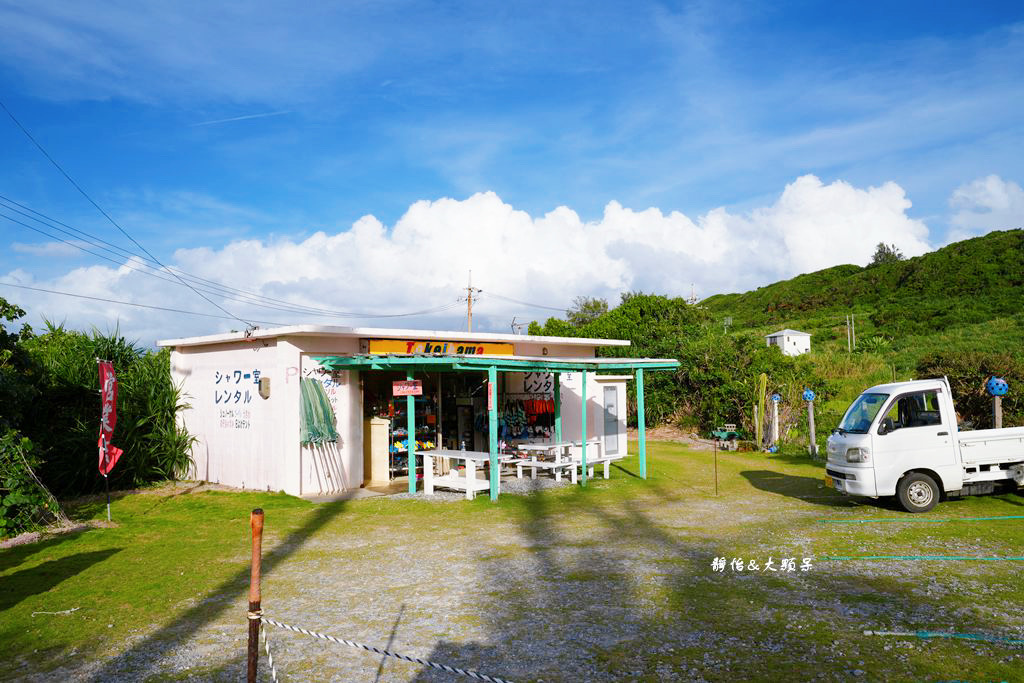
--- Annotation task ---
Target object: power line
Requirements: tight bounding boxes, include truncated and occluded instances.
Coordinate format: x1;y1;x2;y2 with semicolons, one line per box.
1;98;254;328
481;290;567;312
0;200;465;320
0;281;290;326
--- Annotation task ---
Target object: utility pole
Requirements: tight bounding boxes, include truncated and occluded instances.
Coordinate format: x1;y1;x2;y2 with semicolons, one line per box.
846;315;851;353
852;313;856;350
464;270;482;332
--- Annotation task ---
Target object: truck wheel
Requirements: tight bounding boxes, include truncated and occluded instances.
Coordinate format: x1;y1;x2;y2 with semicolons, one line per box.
897;473;939;513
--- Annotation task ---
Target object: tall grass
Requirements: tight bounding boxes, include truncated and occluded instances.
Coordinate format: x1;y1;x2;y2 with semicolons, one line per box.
21;323;195;496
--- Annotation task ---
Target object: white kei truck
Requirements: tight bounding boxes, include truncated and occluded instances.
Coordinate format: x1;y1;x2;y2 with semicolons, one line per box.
824;378;1024;512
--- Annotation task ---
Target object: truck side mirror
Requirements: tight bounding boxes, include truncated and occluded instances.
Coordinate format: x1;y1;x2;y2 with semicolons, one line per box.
877;417;893;435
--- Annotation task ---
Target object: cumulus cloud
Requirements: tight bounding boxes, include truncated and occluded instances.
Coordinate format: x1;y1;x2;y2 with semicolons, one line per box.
948;175;1024;243
2;175;936;345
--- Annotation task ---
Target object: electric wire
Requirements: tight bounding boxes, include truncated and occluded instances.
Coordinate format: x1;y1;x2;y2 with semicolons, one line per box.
1;98;254;328
480;290;567;312
0;281;290;326
0;197;465;319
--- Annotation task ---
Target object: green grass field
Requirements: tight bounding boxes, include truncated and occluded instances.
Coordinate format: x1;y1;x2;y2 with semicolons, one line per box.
2;441;1022;681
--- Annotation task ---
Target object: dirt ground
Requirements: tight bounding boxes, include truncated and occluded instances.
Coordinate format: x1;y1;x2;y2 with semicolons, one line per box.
627;424;715;450
6;446;1023;682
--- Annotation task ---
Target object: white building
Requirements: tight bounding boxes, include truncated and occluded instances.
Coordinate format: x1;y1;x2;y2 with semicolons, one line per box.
765;329;811;356
157;325;676;499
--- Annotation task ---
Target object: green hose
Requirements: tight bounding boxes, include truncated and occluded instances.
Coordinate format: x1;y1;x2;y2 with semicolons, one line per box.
819;515;1024;524
864;629;1024;645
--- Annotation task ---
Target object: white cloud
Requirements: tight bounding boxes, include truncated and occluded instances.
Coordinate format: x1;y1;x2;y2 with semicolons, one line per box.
948;175;1024;243
11;240;89;257
2;175;937;345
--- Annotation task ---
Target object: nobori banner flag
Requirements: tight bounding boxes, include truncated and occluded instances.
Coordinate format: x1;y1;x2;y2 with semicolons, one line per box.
98;360;123;475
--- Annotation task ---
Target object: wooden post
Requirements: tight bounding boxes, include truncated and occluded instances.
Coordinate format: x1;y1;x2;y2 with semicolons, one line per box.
247;508;264;683
808;402;817;458
994;395;1002;429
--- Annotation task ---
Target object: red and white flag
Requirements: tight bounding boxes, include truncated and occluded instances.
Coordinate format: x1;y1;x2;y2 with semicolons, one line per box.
98;360;123;475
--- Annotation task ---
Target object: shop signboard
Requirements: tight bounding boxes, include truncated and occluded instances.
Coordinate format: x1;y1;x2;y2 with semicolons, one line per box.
367;338;514;356
392;380;423;396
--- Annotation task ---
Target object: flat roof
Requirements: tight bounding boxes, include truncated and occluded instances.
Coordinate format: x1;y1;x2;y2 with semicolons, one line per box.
156;324;631;349
313;353;680;373
766;329;811;337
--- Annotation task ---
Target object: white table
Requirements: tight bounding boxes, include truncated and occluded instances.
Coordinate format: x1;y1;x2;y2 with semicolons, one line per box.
514;442;576;482
418;449;496;500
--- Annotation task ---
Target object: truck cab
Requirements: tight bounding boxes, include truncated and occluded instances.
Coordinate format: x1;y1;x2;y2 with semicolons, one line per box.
825;378;1024;512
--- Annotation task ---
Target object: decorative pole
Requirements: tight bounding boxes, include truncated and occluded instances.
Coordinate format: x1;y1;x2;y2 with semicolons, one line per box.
986;377;1008;429
803;389;817;458
247;508;264;683
770;393;781;450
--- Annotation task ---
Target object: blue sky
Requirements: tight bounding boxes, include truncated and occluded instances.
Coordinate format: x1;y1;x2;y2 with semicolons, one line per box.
2;1;1023;343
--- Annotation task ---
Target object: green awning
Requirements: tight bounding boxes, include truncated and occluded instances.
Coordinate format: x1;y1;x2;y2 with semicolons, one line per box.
311;354;679;373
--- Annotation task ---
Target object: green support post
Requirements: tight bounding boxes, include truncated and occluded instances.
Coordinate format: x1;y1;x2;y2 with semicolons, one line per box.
637;368;647;479
407;370;416;494
553;373;562;442
488;366;499;501
581;370;588;486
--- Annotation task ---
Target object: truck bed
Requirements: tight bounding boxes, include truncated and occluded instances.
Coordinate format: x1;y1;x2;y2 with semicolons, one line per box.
958;426;1024;466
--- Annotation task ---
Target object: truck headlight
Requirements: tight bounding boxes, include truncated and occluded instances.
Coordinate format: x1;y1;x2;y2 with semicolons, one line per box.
845;448;870;463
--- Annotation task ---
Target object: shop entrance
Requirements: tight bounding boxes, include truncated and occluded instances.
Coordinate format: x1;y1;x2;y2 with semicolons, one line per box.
362;370;491;482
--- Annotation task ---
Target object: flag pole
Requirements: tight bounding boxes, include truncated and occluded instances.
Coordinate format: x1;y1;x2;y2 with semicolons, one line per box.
104;474;110;522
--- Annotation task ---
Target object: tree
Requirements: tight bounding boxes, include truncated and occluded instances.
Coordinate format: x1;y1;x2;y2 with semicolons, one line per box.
870;242;904;266
566;296;608;328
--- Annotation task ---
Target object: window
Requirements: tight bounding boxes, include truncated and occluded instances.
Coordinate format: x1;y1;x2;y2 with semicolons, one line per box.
839;393;888;433
881;390;942;432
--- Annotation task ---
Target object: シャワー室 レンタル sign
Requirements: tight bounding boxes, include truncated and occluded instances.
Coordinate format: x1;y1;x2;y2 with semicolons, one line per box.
367;339;514;356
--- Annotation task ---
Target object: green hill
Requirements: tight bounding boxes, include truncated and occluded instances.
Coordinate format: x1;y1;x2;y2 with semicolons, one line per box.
701;229;1024;341
530;229;1023;449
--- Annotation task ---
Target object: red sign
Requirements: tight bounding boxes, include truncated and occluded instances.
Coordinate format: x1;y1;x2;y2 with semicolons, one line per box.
98;361;124;476
487;381;494;411
392;380;423;396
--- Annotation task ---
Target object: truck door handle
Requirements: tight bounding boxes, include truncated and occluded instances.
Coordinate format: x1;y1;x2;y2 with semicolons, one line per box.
937;431;948;436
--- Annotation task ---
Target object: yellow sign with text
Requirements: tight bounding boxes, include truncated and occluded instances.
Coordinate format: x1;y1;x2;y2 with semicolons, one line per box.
368;339;514;356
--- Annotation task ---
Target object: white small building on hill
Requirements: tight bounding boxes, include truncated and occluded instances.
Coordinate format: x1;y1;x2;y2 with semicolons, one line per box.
766;329;811;356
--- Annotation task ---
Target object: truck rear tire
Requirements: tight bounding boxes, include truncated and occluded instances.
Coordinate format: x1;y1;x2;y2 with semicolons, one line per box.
897;473;939;513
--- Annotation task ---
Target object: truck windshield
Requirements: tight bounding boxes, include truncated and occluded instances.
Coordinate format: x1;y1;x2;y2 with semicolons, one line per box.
838;393;889;433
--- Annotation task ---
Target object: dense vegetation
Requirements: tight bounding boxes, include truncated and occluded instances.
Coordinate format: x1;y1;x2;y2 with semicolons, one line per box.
531;229;1024;444
0;297;193;536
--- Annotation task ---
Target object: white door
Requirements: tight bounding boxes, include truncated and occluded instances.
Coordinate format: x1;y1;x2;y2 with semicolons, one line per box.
872;388;957;495
603;387;619;455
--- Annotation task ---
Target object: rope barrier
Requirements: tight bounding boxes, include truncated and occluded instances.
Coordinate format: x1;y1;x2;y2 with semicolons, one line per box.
261;616;514;683
261;622;279;683
864;630;1024;645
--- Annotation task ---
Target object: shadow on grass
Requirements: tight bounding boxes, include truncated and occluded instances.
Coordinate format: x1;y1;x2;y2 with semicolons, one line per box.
740;470;865;508
87;499;350;682
0;525;98;573
0;548;122;611
440;471;1023;682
